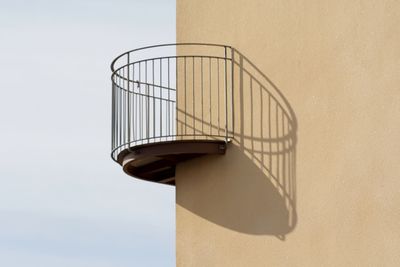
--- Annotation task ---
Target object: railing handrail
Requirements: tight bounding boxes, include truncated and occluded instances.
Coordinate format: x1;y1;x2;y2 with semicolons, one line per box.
112;55;233;77
111;43;232;72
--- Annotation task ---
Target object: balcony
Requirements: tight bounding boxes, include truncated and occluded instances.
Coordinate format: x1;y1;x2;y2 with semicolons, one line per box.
111;44;234;185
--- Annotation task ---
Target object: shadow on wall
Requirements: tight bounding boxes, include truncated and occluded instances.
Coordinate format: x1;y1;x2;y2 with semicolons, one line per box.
176;49;298;240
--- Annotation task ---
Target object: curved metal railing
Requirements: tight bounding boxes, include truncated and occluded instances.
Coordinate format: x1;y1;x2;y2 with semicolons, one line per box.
111;43;235;162
110;43;297;231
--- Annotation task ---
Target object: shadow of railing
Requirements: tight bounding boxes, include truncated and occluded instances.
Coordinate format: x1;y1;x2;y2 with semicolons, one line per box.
176;48;297;239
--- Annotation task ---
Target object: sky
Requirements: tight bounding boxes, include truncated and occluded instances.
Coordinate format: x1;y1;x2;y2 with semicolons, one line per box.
0;1;176;266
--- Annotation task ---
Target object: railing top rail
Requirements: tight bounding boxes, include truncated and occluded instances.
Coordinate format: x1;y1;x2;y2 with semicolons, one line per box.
112;54;233;76
111;43;232;72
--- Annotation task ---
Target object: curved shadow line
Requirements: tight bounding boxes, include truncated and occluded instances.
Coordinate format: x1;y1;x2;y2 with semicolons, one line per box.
233;49;298;237
176;47;298;239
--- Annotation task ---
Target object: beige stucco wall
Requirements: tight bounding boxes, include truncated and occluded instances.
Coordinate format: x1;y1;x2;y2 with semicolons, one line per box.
175;0;400;266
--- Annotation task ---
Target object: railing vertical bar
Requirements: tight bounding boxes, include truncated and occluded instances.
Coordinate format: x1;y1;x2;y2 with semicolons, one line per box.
124;68;128;148
115;80;118;155
122;67;126;148
209;57;212;137
217;58;220;135
111;81;115;151
115;70;118;152
175;57;178;140
115;74;118;155
192;57;195;138
224;46;228;142
136;71;139;144
153;59;155;140
147;84;150;142
201;57;204;134
167;58;170;139
114;80;116;152
184;57;187;136
127;54;131;146
119;69;124;154
160;58;162;141
139;62;142;142
146;60;149;142
117;71;121;152
118;69;122;153
120;69;123;151
231;48;235;138
132;63;136;140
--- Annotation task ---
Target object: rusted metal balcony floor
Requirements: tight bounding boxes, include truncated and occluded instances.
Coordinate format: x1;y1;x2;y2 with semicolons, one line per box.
117;140;227;185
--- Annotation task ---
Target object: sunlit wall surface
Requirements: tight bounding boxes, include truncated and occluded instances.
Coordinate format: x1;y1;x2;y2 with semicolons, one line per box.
176;0;400;266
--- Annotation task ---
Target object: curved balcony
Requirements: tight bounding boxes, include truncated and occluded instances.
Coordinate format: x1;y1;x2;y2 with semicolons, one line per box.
111;44;234;185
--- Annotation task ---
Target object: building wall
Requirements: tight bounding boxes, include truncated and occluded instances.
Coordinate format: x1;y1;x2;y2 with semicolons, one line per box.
175;1;400;266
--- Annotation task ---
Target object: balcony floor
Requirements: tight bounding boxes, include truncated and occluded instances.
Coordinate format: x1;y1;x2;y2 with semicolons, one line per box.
117;140;227;185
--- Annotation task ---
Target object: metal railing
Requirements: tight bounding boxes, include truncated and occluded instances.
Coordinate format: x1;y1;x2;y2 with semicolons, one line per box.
111;43;234;162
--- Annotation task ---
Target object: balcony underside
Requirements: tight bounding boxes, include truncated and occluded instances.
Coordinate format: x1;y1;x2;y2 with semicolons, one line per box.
117;140;227;185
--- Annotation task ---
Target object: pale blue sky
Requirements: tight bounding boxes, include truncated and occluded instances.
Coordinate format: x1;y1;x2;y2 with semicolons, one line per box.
0;1;176;266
